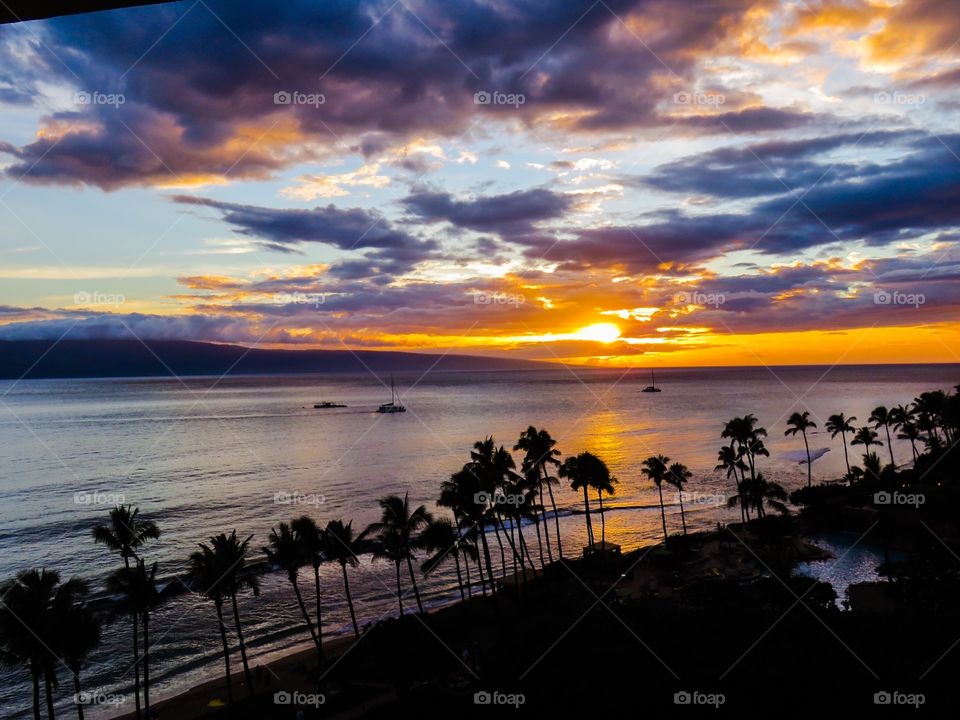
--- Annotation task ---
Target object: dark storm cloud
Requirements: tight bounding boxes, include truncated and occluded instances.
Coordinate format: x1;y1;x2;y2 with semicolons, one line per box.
171;196;437;273
0;0;785;188
402;187;574;236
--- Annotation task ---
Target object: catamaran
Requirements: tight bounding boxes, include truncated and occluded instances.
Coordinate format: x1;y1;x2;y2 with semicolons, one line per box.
377;376;407;413
641;369;662;393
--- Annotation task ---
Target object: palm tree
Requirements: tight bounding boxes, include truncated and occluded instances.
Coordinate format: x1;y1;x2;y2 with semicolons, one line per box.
863;451;883;482
323;520;370;639
369;493;433;615
559;452;597;550
826;413;857;475
419;518;477;599
869;406;896;468
291;517;327;662
471;438;524;575
641;455;670;541
1;570;86;720
897;421;923;461
728;473;788;518
785;411;817;487
92;506;158;720
715;444;748;521
210;531;259;696
667;463;692;535
107;561;161;719
722;415;768;484
514;426;564;561
439;466;494;594
52;581;100;720
592;465;617;546
188;542;236;709
851;426;882;455
264;523;320;654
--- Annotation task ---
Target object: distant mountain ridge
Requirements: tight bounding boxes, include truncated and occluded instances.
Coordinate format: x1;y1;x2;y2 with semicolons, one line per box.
0;339;543;380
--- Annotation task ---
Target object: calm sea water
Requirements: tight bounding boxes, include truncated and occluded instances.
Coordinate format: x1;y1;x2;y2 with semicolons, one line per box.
0;364;957;717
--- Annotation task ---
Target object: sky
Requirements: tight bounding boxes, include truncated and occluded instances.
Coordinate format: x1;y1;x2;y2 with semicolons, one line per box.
1;0;959;367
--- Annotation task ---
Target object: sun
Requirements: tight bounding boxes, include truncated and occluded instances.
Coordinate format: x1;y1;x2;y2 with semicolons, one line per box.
574;322;622;343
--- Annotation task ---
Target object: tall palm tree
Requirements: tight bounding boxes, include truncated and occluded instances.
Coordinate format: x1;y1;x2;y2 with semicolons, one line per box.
52;580;100;720
641;455;670;541
826;413;857;475
210;531;259;696
323;520;370;639
1;570;85;720
264;523;320;654
559;453;592;549
722;415;768;484
291;517;327;662
369;493;433;615
471;438;524;574
869;405;896;468
514;426;564;561
419;518;477;600
188;542;236;709
715;444;748;521
785;411;817;487
897;421;923;461
592;466;617;546
107;561;161;720
728;473;788;518
851;426;882;454
667;462;692;535
92;506;158;720
439;466;494;594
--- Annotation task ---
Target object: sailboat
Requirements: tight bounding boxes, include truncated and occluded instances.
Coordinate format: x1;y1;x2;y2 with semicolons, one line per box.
377;376;407;413
641;369;662;393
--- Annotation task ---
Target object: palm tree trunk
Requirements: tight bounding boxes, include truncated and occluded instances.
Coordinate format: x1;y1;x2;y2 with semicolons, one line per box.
533;513;546;569
582;486;594;549
394;562;405;615
291;578;321;650
597;489;606;546
142;609;150;719
516;521;534;576
544;471;563;559
479;529;496;594
678;489;687;535
463;550;473;597
72;672;84;720
31;665;41;720
454;554;466;600
508;515;518;577
44;670;55;720
657;483;668;541
341;564;361;639
215;602;233;709
312;563;325;662
132;611;141;720
230;592;255;696
803;431;812;488
841;430;851;474
490;517;507;577
538;485;553;564
406;556;424;614
884;424;895;467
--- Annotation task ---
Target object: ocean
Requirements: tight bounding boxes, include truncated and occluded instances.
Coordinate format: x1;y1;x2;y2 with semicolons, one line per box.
0;363;956;717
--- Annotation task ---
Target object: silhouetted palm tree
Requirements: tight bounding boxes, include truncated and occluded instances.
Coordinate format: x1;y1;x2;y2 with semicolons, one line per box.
869;406;896;468
291;516;327;662
897;421;923;461
419;518;477;599
785;411;817;487
107;561;161;719
715;444;748;521
559;452;608;550
210;531;259;695
92;506;158;720
52;579;100;720
667;462;692;535
728;473;788;518
826;413;857;475
188;542;236;709
514;426;564;560
369;493;432;614
722;415;768;484
264;523;320;654
641;455;671;541
439;466;494;594
323;520;370;639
